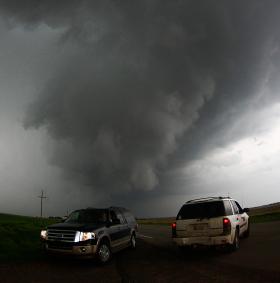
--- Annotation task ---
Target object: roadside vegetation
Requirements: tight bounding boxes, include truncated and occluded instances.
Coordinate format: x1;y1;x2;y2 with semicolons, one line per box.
137;217;175;225
0;213;58;261
249;212;280;223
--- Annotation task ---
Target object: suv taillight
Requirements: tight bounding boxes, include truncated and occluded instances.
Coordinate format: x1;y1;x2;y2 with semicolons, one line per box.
171;222;177;237
223;218;231;235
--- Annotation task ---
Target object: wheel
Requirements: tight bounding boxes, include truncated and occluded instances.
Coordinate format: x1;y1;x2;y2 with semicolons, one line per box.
130;233;136;249
243;221;250;238
229;229;240;252
97;241;111;264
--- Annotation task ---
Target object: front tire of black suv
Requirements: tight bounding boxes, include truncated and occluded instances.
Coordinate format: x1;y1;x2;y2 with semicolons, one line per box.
97;240;111;264
130;233;136;249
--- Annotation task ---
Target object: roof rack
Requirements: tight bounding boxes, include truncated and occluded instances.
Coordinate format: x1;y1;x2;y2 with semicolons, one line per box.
186;196;232;203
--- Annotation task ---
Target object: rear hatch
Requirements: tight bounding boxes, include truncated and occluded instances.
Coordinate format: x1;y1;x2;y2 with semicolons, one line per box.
176;201;225;237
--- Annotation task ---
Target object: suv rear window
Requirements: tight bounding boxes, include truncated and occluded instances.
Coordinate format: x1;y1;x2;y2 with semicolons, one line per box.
177;201;225;220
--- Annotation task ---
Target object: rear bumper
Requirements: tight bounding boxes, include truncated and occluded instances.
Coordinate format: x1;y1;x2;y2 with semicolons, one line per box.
173;234;232;246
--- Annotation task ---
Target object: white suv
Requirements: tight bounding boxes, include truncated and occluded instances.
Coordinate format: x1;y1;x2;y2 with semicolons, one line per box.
172;197;249;251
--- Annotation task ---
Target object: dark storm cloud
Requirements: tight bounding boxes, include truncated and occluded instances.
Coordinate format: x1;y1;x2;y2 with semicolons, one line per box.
1;0;280;198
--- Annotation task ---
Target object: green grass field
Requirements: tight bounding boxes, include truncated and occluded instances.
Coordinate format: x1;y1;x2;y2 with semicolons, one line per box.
0;213;57;261
249;212;280;223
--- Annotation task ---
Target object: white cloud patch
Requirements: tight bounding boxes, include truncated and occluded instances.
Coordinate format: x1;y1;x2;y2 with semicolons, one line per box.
181;103;280;206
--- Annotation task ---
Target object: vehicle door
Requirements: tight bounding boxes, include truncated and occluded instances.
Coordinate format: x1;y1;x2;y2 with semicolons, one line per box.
108;209;128;248
230;200;244;234
123;211;138;233
235;201;248;235
117;209;131;244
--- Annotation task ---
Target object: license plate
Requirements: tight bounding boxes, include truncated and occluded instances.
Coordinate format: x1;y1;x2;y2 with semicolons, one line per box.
193;224;207;230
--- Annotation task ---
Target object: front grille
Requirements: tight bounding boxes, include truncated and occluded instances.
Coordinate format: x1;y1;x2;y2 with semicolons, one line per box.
47;229;77;242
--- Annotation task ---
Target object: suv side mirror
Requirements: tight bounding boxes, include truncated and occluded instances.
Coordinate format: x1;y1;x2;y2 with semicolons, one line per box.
243;208;249;213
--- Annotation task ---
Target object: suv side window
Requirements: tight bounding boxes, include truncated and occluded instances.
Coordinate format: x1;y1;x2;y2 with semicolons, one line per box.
123;211;132;223
224;200;233;215
235;201;243;213
110;210;123;224
115;210;126;224
231;200;240;214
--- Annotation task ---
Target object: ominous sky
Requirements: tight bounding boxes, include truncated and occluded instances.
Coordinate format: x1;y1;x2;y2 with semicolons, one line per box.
0;0;280;217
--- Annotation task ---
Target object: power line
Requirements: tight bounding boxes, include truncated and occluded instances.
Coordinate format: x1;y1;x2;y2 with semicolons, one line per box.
38;190;47;217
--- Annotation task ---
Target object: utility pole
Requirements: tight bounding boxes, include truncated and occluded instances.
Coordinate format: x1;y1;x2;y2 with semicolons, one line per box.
38;190;47;218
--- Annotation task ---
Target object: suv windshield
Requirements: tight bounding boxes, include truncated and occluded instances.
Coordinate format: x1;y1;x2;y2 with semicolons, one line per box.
177;201;225;220
65;209;108;224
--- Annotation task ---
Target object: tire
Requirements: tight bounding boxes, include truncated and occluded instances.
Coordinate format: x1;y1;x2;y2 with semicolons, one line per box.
229;229;240;252
96;240;111;264
243;222;250;238
130;233;136;249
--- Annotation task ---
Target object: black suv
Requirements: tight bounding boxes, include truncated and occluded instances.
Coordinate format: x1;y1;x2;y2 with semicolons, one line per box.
40;207;138;263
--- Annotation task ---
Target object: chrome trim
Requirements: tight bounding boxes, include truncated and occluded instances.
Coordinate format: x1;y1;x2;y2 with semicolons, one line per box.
47;229;77;242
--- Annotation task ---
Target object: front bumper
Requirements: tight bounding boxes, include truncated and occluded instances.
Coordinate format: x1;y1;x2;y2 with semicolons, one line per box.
44;241;98;257
173;234;232;246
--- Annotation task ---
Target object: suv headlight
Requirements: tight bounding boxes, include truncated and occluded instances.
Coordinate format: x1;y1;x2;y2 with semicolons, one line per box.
40;230;47;239
79;232;95;241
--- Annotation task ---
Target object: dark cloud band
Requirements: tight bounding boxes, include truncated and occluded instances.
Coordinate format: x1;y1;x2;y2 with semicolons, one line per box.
1;0;280;199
